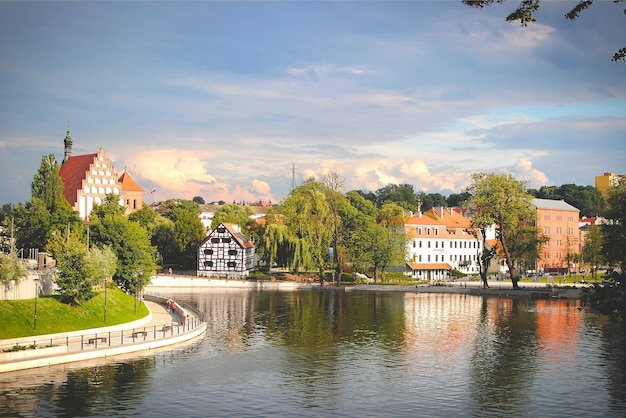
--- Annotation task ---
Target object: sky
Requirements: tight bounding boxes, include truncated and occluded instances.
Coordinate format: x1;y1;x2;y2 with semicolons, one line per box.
1;1;624;206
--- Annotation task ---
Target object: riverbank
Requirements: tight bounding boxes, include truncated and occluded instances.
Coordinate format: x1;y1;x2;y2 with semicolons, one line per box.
148;274;582;299
0;295;206;373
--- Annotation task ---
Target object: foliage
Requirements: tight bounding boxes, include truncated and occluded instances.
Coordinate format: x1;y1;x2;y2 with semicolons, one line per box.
211;203;255;231
580;277;625;321
0;252;28;285
467;172;545;289
278;179;333;279
46;230;93;304
14;154;81;251
128;205;159;237
85;245;117;286
578;180;626;319
462;0;626;62
582;224;604;281
602;179;626;273
89;198;157;295
375;184;417;211
348;220;406;283
0;287;148;338
192;195;205;204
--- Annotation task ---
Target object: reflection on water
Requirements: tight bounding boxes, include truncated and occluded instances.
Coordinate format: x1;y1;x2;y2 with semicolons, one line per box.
1;289;625;417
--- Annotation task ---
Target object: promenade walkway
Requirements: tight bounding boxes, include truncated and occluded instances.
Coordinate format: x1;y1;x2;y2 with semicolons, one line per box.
0;296;206;373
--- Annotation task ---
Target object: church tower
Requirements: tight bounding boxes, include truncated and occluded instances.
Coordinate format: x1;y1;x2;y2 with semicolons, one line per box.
63;119;73;164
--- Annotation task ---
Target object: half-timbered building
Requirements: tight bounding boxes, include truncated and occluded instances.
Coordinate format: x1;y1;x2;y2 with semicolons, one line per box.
197;222;255;278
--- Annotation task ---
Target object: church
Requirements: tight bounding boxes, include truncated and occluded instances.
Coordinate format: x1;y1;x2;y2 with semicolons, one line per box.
58;126;144;220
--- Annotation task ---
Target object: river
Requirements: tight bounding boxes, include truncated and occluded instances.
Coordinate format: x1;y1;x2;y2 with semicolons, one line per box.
1;289;625;417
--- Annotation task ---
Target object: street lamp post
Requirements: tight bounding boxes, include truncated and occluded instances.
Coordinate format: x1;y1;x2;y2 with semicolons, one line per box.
33;282;38;331
103;276;108;322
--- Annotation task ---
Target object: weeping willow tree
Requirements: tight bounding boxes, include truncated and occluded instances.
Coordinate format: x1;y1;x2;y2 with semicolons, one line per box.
266;179;334;281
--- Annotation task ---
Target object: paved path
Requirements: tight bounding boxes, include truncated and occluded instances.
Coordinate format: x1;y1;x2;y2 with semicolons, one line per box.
0;297;206;373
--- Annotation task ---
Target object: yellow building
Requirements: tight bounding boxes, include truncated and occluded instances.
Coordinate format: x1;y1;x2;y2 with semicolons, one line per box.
595;172;625;197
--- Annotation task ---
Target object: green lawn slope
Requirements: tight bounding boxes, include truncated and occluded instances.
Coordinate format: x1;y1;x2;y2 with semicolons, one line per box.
0;287;149;339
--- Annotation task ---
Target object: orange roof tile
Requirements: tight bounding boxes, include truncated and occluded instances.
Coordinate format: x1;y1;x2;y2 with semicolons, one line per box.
118;171;144;192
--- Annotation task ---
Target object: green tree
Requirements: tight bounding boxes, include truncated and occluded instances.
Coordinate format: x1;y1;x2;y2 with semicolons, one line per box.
581;224;603;281
172;208;205;269
89;198;156;295
349;219;406;283
128;205;159;238
192;196;205;204
211;203;254;231
467;172;545;289
462;0;626;61
323;171;345;285
602;179;626;273
12;199;51;251
85;245;117;287
279;179;333;281
375;184;417;211
0;252;28;286
46;230;93;304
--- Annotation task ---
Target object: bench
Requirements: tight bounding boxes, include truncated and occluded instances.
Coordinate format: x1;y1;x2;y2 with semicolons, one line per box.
132;331;148;338
88;337;107;344
162;325;172;333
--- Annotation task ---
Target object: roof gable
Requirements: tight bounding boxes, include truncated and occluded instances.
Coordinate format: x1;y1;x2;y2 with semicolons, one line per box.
118;171;144;192
59;153;98;206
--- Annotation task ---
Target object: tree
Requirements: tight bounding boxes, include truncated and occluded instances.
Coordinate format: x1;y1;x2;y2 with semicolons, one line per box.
375;184;417;211
580;179;626;319
211;204;254;231
30;154;79;237
85;245;117;287
46;230;93;304
462;0;626;62
602;179;626;274
192;196;205;205
279;179;333;281
467;172;545;289
0;252;28;287
581;224;603;281
89;198;156;295
323;171;345;285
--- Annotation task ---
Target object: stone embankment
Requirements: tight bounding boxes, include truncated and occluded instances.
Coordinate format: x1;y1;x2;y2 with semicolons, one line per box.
0;294;206;373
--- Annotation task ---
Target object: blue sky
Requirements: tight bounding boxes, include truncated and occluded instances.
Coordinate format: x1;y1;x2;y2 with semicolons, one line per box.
1;1;624;205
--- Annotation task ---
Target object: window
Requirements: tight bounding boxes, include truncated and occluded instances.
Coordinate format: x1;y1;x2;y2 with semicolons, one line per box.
204;261;213;267
434;228;438;236
217;227;226;233
204;249;213;255
427;228;431;236
211;238;220;243
222;238;231;243
228;249;238;256
418;227;422;235
413;240;416;248
227;261;237;268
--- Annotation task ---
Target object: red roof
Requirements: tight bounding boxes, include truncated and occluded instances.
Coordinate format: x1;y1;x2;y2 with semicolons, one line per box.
118;171;144;192
59;153;97;207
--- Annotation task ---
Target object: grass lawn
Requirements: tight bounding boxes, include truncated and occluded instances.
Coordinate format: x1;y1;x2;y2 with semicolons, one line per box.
0;287;149;340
